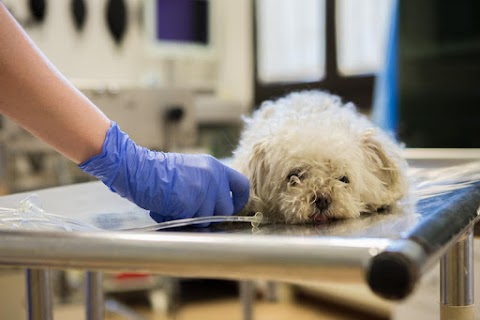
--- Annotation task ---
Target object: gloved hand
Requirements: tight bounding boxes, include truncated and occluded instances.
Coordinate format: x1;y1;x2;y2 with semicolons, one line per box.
79;122;250;223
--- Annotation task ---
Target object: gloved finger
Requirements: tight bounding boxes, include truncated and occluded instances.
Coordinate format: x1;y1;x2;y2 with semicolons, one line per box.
213;191;235;216
149;211;168;223
226;167;250;213
192;198;216;227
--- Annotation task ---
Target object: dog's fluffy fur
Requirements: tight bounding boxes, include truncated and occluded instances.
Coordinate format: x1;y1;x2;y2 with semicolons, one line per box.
230;90;409;224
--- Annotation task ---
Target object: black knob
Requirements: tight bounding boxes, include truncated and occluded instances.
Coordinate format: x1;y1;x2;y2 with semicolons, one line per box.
71;0;87;31
165;106;185;122
106;0;128;45
29;0;47;23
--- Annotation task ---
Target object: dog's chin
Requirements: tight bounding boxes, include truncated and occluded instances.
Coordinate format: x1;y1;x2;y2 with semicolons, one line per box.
310;212;330;224
280;208;335;225
278;201;357;225
275;195;395;224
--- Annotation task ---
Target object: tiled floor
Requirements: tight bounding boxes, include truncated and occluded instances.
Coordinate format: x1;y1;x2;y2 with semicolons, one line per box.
0;270;390;319
101;296;387;320
54;290;389;320
98;286;388;320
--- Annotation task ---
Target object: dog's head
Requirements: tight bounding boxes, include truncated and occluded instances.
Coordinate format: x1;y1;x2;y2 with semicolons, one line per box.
244;127;407;224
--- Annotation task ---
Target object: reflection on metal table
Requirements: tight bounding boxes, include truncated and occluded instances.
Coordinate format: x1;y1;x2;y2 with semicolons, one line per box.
0;149;479;320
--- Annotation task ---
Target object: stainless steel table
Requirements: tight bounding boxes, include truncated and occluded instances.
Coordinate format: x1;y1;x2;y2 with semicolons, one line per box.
0;149;479;320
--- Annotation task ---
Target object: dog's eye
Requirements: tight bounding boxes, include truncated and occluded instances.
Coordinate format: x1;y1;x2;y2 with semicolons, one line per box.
339;175;350;184
287;169;303;184
287;172;299;180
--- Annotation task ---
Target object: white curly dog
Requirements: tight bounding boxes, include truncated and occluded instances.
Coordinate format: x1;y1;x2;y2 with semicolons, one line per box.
230;90;409;224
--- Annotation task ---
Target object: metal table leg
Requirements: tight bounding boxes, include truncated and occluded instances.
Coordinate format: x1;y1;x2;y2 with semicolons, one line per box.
440;227;475;320
26;269;52;320
240;280;254;320
86;271;104;320
265;281;278;302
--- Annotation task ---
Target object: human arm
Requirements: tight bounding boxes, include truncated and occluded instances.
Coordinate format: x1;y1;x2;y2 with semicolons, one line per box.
0;3;250;220
0;3;110;164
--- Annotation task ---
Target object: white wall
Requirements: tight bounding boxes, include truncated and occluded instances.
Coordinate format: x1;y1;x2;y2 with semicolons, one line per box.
2;0;253;109
215;0;253;105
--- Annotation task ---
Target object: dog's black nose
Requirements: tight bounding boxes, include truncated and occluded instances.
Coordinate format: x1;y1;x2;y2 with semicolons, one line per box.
315;195;331;212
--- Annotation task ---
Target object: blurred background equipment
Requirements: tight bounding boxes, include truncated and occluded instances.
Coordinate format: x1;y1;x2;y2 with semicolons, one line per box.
82;87;197;152
396;0;480;148
374;0;480;148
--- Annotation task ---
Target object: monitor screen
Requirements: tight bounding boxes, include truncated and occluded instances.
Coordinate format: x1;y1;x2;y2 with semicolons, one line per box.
155;0;209;45
144;0;213;57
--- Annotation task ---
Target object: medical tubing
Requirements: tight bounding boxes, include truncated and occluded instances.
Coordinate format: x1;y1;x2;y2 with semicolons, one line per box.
0;205;103;232
0;211;264;232
119;212;264;232
0;195;265;232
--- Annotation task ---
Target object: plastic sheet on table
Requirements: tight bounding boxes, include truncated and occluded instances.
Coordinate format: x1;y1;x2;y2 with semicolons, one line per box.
408;161;480;200
0;161;478;232
0;193;263;232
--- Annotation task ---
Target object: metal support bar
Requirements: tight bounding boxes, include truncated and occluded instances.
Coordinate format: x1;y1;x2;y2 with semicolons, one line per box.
86;271;104;320
240;280;254;320
265;281;278;302
440;227;475;320
26;269;52;320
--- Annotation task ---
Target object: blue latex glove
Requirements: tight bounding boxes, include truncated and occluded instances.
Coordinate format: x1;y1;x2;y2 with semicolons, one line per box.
79;122;250;224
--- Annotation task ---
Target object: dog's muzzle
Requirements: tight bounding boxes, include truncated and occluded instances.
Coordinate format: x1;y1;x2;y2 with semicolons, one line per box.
315;195;331;212
309;194;331;224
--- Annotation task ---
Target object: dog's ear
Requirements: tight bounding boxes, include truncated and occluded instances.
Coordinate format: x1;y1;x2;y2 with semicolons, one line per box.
248;142;269;199
360;129;401;189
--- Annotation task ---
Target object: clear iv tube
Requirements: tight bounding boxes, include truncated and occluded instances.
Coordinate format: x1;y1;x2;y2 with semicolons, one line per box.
0;194;265;232
0;211;264;232
118;212;265;232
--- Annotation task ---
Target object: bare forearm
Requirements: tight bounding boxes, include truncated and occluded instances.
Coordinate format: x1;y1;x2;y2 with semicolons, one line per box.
0;4;110;164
